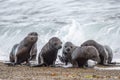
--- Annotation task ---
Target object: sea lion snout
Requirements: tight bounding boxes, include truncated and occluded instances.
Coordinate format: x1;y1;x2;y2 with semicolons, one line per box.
29;36;38;42
31;37;34;41
57;45;62;49
64;47;72;53
55;44;62;49
66;48;70;52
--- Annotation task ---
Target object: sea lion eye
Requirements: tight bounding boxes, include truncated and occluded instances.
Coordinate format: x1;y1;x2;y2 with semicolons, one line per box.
70;46;73;48
65;46;67;48
31;37;34;40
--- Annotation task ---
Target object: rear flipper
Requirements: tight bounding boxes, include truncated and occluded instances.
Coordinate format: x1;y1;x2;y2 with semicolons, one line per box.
103;62;120;66
58;55;68;65
30;63;47;67
58;55;65;63
3;61;16;66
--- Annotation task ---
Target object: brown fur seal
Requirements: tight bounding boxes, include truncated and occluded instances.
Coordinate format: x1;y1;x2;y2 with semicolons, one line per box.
33;37;62;67
81;40;109;65
71;46;100;68
58;42;77;65
9;32;38;66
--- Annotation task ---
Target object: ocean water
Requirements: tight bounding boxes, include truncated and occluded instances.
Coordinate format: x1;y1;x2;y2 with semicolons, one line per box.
0;0;120;61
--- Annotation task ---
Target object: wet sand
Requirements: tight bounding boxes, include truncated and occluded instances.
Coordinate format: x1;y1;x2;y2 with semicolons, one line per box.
0;62;120;80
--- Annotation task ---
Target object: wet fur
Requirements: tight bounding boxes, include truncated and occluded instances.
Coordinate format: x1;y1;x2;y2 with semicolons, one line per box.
58;42;78;65
35;37;62;67
81;40;109;65
8;32;38;66
71;46;100;67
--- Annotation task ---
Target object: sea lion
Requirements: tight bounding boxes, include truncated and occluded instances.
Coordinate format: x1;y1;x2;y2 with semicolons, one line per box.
9;32;38;66
81;40;109;65
71;46;100;68
33;37;62;67
58;42;77;65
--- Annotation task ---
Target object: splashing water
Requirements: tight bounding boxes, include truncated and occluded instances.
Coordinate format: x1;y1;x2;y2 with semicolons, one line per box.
0;0;120;62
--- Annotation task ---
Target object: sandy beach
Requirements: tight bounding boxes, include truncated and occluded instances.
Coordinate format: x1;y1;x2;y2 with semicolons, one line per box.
0;62;120;80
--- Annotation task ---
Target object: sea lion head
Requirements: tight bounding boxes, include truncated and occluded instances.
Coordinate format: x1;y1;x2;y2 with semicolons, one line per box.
24;35;38;46
28;32;38;37
63;42;75;54
81;40;97;47
49;37;62;50
25;32;38;44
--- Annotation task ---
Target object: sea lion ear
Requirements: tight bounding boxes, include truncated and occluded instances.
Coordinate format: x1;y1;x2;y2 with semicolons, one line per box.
48;39;53;46
35;32;38;36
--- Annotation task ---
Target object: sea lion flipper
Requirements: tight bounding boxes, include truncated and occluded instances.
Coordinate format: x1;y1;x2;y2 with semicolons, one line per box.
30;63;47;67
3;61;15;66
58;55;64;63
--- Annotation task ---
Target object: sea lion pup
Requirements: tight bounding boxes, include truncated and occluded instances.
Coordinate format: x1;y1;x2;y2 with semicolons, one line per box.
28;32;38;61
32;37;62;67
71;46;100;68
58;42;78;65
8;32;38;66
81;40;109;65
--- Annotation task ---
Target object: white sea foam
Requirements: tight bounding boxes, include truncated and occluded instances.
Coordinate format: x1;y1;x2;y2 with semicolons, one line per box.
0;0;120;62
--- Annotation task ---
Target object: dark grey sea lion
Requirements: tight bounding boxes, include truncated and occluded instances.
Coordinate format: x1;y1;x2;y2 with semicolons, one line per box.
8;32;38;66
81;40;109;65
33;37;62;67
71;46;100;68
58;42;77;65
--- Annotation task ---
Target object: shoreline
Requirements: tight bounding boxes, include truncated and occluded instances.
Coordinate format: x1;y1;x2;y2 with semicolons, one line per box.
0;62;120;80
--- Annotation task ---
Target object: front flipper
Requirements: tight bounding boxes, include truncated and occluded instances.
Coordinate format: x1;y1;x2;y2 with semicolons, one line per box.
4;61;15;66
